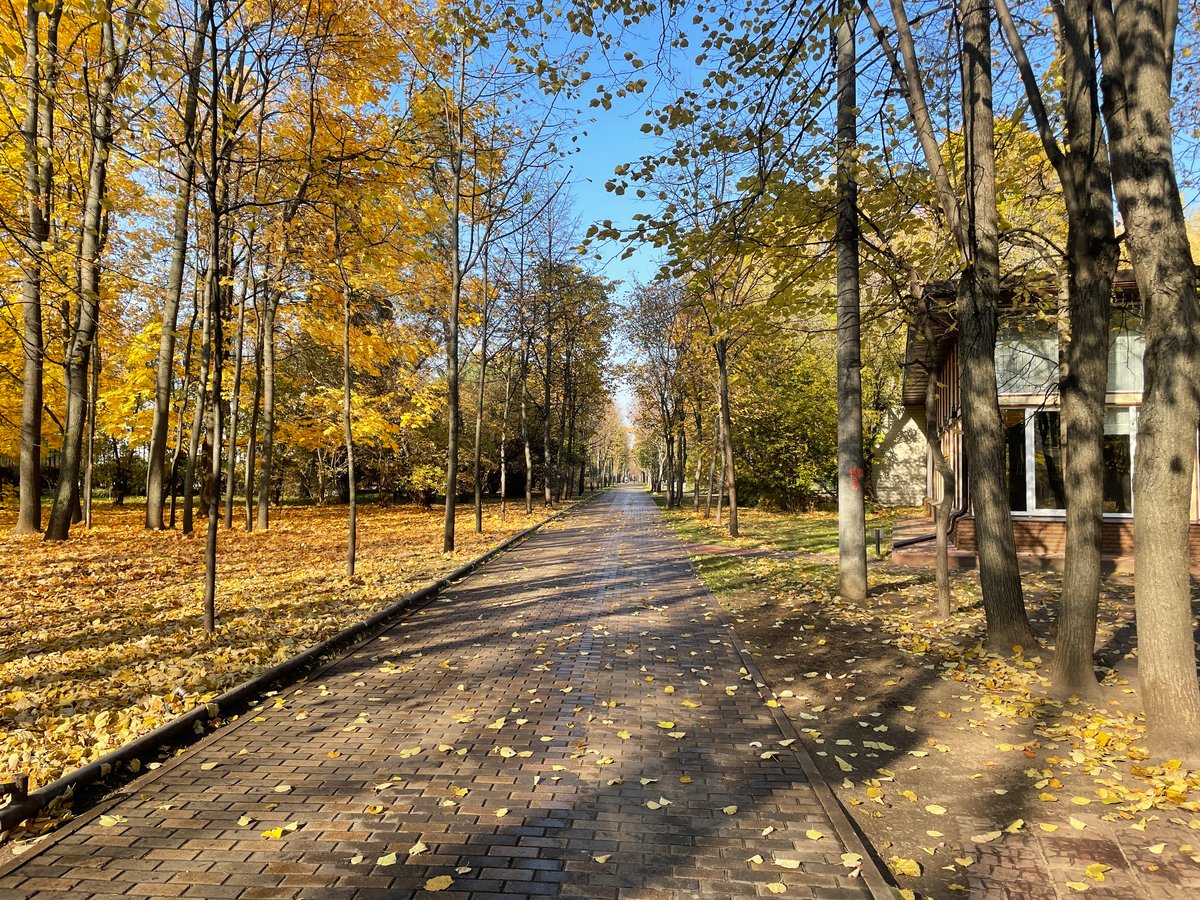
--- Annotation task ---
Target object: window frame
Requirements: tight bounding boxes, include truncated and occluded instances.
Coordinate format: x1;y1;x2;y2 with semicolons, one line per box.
1003;404;1137;518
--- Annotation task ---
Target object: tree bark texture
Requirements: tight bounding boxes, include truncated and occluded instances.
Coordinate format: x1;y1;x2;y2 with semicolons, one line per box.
1095;0;1200;758
958;0;1035;649
715;337;738;537
45;9;119;541
836;3;868;602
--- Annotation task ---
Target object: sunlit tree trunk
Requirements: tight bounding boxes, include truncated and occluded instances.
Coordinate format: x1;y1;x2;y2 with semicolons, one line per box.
836;2;868;601
168;292;200;529
256;288;277;531
83;338;99;529
183;284;212;536
244;282;262;530
342;287;356;575
46;7;121;541
715;337;738;537
473;263;490;533
223;262;248;529
499;356;514;522
520;337;533;514
14;0;60;536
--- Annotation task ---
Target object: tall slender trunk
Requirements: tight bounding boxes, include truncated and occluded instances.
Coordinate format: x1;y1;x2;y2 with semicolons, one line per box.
202;10;223;633
473;288;489;534
705;410;718;518
715;337;738;536
836;2;868;601
83;337;99;528
444;259;461;550
716;409;726;527
256;289;276;530
223;263;248;528
864;0;1031;644
183;285;212;535
169;289;200;529
959;0;1034;648
14;0;59;535
499;357;513;522
1095;0;1200;758
244;283;262;530
520;338;533;514
693;410;703;510
676;424;686;506
543;307;554;507
342;286;356;576
562;385;577;501
1046;0;1118;696
45;8;119;541
915;290;955;617
994;0;1118;690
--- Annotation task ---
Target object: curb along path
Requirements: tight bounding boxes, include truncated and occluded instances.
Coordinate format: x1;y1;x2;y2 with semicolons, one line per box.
0;485;891;899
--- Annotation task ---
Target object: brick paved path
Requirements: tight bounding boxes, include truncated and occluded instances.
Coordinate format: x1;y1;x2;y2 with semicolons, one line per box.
0;486;889;899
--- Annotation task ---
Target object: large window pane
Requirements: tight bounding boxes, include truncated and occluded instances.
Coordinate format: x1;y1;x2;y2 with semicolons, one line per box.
1002;409;1027;512
1102;407;1133;513
1108;309;1145;393
1034;411;1066;510
996;325;1058;395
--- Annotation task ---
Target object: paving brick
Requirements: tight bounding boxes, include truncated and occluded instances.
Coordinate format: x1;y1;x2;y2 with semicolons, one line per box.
0;487;887;898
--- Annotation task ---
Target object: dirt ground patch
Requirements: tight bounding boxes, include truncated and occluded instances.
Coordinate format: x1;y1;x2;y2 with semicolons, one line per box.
662;500;1200;899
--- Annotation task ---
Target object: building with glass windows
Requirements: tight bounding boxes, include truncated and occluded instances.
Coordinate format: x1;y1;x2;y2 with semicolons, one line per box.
898;274;1200;571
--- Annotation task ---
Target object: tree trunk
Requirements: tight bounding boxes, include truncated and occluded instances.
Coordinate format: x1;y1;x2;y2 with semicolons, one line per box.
1045;0;1118;697
256;289;277;531
1095;0;1200;758
543;312;554;507
499;357;513;522
693;410;703;510
14;0;58;536
83;336;99;528
716;409;726;527
916;290;955;617
223;264;247;529
244;284;262;530
520;338;533;514
183;285;212;536
836;1;868;601
342;286;357;576
865;0;1029;642
169;290;200;529
202;235;223;632
959;0;1035;649
202;10;224;632
443;261;461;551
45;10;117;541
705;410;718;518
146;0;213;530
473;289;489;534
715;337;738;537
